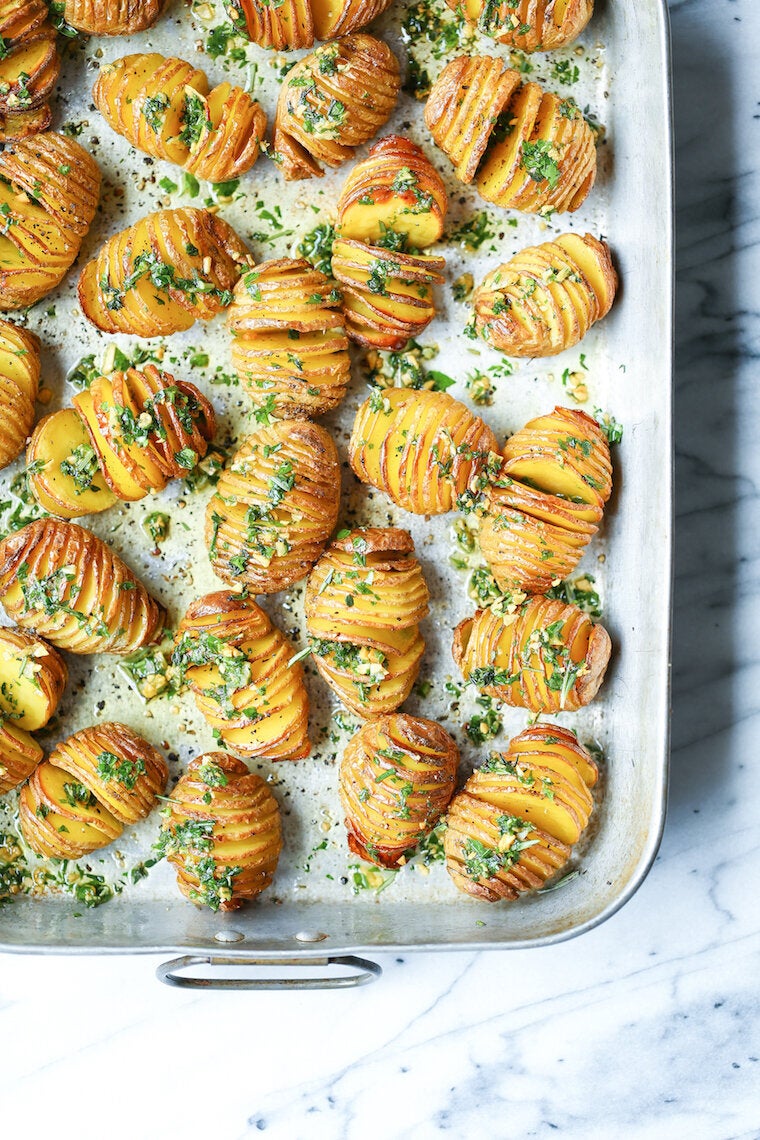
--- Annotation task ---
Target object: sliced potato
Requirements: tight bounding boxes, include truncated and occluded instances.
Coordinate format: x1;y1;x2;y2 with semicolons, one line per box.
0;627;67;730
27;409;117;519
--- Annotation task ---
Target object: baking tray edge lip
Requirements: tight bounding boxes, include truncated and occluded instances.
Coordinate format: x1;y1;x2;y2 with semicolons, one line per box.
0;0;675;961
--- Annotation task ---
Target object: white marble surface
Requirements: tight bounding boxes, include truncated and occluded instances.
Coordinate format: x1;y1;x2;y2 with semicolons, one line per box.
2;1;759;1137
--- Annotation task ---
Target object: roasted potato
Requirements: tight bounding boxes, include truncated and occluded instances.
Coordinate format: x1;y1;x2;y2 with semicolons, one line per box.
331;238;445;349
447;0;593;52
340;713;458;866
501;406;612;511
93;54;267;183
77;208;249;338
426;56;596;215
0;519;166;654
206;420;340;595
158;752;282;911
0;627;67;731
27;409;117;519
0;319;40;470
62;0;166;35
224;0;393;48
0;720;43;796
18;722;168;859
174;591;310;760
273;35;400;181
305;527;429;717
0;132;101;311
336;135;447;249
0;1;59;141
444;723;597;901
312;0;393;41
474;233;617;356
453;595;611;713
228;259;350;419
349;387;499;514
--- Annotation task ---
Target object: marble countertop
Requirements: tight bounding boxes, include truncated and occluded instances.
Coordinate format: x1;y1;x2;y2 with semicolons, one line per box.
2;1;758;1136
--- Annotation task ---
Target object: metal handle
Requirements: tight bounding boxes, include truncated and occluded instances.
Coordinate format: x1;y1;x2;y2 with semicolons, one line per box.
156;954;382;990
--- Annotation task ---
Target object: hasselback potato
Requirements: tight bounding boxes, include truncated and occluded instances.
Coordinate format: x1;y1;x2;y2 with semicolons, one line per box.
174;591;310;760
206;420;340;594
453;595;611;713
444;723;597;901
224;0;392;49
336;135;448;249
0;519;166;654
0;319;39;470
0;0;59;141
19;721;167;859
0;627;67;731
305;527;429;717
273;35;400;181
331;238;445;349
340;713;458;866
62;0;166;35
0;132;101;311
349;387;499;514
77;207;249;338
479;407;611;594
157;752;282;911
92;54;267;183
425;56;596;214
447;0;593;52
474;233;617;356
27;365;216;518
228;259;350;419
0;720;43;796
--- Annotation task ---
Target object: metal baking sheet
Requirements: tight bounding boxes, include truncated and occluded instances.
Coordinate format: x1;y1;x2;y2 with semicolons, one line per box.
0;0;672;955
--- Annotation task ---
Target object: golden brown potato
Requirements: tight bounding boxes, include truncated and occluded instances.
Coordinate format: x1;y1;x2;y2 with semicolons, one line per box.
224;0;314;51
93;54;267;183
501;406;612;511
0;720;43;796
0;132;101;311
340;713;458;867
453;595;611;713
175;591;310;760
0;627;67;731
27;409;118;519
206;420;340;595
336;135;447;249
77;208;249;338
474;233;617;356
0;319;39;470
444;722;597;901
228;259;350;419
158;752;282;912
0;519;166;654
312;0;393;41
426;56;596;214
349;387;499;514
273;35;400;181
305;527;429;717
0;1;59;141
63;0;166;34
447;0;593;51
331;238;445;349
19;721;167;859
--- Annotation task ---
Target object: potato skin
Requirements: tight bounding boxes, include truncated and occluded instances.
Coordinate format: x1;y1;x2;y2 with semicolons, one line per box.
0;132;101;311
228;259;350;419
225;0;393;47
305;527;429;718
349;387;499;515
444;723;597;901
0;627;67;731
447;0;593;52
426;56;596;215
273;35;400;180
452;596;611;713
159;752;282;912
77;207;249;338
340;714;458;867
0;319;39;470
474;233;617;357
175;591;311;761
0;1;59;141
63;0;166;34
0;721;43;796
0;519;166;655
206;420;340;595
93;54;267;183
18;721;168;859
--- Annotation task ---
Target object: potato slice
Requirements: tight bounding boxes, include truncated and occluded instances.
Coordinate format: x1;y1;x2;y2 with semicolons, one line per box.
27;408;117;519
0;627;66;730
